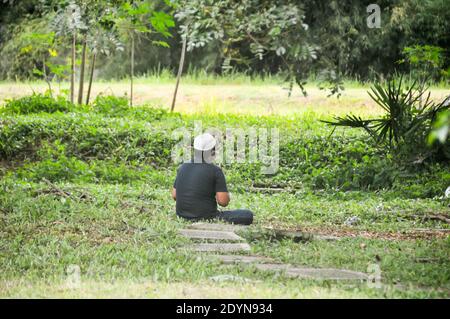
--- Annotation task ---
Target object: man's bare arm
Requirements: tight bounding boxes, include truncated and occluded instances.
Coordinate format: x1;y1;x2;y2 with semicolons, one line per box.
216;192;230;207
171;188;176;200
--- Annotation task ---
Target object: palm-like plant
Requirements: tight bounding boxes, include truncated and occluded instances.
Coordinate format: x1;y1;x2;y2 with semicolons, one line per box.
323;77;449;153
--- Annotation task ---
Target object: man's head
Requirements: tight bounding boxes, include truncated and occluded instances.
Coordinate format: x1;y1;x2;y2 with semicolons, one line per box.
193;133;216;163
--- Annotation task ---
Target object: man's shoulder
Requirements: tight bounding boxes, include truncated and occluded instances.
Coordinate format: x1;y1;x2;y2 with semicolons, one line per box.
207;163;223;172
178;162;222;172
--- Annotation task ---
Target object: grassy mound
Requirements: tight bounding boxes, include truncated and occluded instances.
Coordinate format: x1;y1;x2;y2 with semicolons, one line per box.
1;94;448;196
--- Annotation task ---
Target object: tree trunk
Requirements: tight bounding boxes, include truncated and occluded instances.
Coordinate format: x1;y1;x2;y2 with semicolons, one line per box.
130;32;134;107
70;31;77;103
77;34;87;105
43;56;52;97
86;52;97;105
170;29;188;112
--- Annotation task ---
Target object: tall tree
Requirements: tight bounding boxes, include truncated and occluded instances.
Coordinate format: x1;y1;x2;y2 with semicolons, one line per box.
115;1;174;106
77;33;87;104
170;26;187;112
85;28;124;104
172;0;323;99
51;1;87;103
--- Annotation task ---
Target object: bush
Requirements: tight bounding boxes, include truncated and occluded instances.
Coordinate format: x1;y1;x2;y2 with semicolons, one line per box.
1;93;77;114
0;93;171;122
0;113;175;165
14;158;166;184
13;141;174;184
92;95;170;122
92;95;130;114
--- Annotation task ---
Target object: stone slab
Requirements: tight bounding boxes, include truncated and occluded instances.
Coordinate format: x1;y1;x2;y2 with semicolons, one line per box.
179;229;243;241
313;235;341;241
209;275;254;283
187;222;248;232
254;263;367;281
250;187;287;193
190;243;251;253
209;254;274;264
257;228;339;242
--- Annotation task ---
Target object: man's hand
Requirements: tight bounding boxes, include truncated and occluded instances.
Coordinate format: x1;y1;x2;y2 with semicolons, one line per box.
216;192;230;207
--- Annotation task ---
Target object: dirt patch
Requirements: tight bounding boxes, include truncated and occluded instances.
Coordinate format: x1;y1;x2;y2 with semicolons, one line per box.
300;225;450;240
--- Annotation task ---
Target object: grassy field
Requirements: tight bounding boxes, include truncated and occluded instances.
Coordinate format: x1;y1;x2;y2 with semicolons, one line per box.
1;78;449;116
0;78;449;298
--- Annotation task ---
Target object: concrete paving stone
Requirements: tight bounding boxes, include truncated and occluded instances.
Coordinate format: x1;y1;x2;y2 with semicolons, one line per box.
189;243;251;252
179;229;243;241
187;222;248;232
254;263;368;280
209;254;274;264
313;234;341;241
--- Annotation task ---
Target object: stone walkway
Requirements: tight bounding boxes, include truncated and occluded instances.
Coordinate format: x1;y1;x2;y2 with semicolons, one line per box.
181;222;368;281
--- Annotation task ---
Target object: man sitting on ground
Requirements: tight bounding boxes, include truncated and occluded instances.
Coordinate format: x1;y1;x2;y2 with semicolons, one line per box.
171;133;254;225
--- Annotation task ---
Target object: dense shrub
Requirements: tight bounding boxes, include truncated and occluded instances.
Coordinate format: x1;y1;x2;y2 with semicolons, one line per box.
92;95;130;114
92;95;170;122
0;114;174;165
1;93;77;114
0;93;171;122
14;157;169;184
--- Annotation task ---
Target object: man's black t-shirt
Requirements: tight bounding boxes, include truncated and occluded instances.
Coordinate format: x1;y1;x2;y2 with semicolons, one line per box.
173;162;228;219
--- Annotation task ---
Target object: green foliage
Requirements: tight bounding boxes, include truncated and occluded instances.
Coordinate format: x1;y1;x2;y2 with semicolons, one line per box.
276;135;401;191
51;1;87;36
92;94;130;113
149;11;175;38
114;0;175;39
0;18;58;80
0;93;171;120
391;164;450;199
91;94;170;121
402;45;444;69
13;140;163;184
428;108;450;145
400;45;446;82
0;110;174;166
18;140;92;182
1;93;77;114
1;0;449;82
173;0;326;95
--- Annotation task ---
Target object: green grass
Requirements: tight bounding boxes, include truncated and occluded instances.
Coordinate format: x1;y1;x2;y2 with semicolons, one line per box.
4;279;441;298
0;89;449;298
0;181;449;298
4;70;447;88
1;76;448;116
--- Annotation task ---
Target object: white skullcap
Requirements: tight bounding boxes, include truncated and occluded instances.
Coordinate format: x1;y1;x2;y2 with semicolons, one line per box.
193;133;216;151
